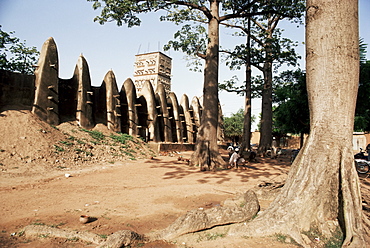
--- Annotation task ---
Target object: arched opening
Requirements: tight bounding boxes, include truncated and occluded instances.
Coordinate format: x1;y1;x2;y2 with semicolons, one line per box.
179;105;187;143
155;93;165;142
120;89;129;134
167;99;177;143
136;96;149;141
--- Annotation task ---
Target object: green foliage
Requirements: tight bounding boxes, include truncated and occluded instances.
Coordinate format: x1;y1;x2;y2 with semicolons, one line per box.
355;60;370;131
225;28;301;73
59;140;73;146
204;232;226;240
164;23;207;72
88;0;175;27
110;133;133;144
98;234;108;239
197;231;227;242
273;69;309;135
219;2;305;145
77;139;86;145
359;38;367;64
302;226;343;248
219;74;263;97
354;116;368;132
81;128;105;141
87;1;304;73
51;125;59;130
223;108;255;138
32;222;46;226
54;145;65;152
75;148;93;156
275;233;288;243
0;26;39;75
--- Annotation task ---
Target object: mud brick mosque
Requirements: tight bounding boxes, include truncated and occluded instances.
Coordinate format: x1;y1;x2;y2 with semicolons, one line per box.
0;37;224;148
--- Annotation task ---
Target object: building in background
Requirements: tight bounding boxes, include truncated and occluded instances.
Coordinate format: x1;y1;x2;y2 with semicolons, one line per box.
133;52;172;94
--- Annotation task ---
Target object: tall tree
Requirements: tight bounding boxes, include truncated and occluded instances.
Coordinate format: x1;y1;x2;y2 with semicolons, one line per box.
248;5;303;155
87;0;272;170
229;0;365;246
220;2;304;155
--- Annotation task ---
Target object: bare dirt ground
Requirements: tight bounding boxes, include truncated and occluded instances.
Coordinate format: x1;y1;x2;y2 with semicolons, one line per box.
0;109;369;248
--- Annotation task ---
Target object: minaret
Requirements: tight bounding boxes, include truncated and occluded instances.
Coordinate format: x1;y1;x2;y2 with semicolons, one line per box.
133;52;172;94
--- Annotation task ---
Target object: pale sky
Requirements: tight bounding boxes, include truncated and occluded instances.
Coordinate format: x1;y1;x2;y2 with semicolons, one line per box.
1;0;369;128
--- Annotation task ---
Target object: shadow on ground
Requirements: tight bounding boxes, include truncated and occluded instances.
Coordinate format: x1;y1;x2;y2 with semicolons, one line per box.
144;152;291;185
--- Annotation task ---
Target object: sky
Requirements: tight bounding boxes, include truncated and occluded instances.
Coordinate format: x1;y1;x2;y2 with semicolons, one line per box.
1;0;370;130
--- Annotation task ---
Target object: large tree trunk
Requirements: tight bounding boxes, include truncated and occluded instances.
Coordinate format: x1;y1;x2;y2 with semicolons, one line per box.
229;1;365;247
258;60;273;155
191;0;225;171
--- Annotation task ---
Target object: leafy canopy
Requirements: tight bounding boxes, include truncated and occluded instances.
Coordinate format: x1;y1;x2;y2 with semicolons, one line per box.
223;108;255;138
87;0;304;58
355;60;370;131
354;39;369;132
273;69;309;135
0;26;39;75
219;1;304;100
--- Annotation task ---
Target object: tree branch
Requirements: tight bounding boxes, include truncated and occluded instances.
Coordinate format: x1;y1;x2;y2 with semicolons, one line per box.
220;22;263;47
197;52;206;60
168;1;212;20
221;88;246;94
252;18;265;31
220;10;273;23
270;16;281;32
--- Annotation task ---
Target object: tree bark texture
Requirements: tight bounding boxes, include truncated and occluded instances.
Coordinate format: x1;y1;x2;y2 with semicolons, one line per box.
229;1;365;247
240;19;252;152
257;17;274;155
240;65;252;152
191;0;225;170
258;59;273;155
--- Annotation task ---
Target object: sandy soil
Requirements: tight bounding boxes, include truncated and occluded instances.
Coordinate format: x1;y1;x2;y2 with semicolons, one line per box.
0;109;369;248
0;150;298;247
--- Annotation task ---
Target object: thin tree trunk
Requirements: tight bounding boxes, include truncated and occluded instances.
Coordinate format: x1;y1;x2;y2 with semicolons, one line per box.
191;0;225;170
229;1;365;247
240;13;252;153
240;65;252;152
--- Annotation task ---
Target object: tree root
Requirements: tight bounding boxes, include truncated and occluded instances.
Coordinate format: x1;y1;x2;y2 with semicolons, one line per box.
21;224;142;248
148;190;259;241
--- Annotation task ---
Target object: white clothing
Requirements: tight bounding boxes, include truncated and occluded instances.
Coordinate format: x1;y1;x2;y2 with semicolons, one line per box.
229;152;240;165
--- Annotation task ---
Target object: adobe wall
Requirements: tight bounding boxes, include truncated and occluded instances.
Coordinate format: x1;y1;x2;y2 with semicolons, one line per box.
0;37;214;148
0;69;35;110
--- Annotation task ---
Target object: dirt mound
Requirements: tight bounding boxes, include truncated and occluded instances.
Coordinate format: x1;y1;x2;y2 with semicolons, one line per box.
0;109;156;182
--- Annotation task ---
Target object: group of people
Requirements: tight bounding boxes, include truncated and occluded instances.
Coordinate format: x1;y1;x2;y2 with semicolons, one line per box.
227;145;246;169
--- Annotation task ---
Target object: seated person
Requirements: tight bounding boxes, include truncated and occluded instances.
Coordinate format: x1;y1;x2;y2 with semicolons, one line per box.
229;148;240;168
